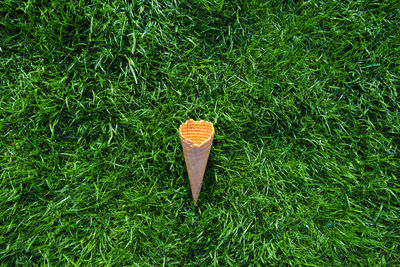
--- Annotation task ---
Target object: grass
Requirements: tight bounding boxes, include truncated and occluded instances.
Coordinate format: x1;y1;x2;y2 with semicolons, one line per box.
1;0;399;265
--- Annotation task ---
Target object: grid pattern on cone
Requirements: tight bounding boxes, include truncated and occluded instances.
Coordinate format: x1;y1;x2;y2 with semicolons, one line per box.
179;119;214;147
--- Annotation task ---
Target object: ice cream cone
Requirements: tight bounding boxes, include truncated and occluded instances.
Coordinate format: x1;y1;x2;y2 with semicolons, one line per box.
179;119;214;206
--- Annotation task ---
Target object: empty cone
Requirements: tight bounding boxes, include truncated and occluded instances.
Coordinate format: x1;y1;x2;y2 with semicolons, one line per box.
179;119;214;205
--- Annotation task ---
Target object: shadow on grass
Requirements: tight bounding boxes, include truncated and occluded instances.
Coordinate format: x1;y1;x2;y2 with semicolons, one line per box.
198;151;220;207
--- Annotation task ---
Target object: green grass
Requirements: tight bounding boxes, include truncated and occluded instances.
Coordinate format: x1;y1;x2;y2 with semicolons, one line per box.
1;0;399;265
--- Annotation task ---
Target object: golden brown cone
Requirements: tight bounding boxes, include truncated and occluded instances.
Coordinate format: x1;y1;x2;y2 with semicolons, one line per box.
179;119;214;205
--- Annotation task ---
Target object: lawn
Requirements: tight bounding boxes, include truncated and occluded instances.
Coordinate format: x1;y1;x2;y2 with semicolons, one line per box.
1;0;399;265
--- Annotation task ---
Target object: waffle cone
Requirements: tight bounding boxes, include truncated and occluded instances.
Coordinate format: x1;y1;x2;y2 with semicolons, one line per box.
179;119;214;205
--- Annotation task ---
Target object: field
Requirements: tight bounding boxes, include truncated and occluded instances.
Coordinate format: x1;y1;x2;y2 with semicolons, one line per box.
1;0;399;265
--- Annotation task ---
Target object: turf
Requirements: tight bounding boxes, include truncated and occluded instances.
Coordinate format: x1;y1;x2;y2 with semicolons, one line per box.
1;0;399;265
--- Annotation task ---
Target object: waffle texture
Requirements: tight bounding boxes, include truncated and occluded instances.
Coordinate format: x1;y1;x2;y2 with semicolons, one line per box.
179;120;214;205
